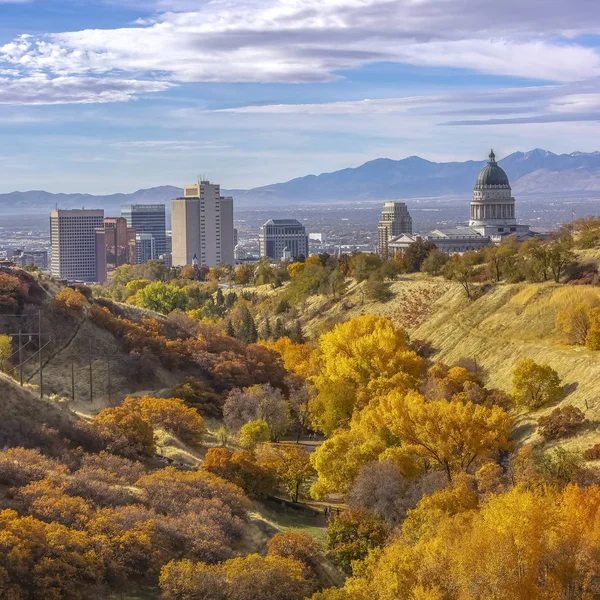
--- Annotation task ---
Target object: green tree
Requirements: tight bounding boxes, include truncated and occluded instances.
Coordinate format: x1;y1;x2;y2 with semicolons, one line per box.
512;358;562;409
403;239;436;272
421;249;449;275
216;287;225;306
261;317;273;340
547;233;576;283
239;420;271;450
274;318;288;341
135;282;188;314
289;321;304;344
235;305;258;344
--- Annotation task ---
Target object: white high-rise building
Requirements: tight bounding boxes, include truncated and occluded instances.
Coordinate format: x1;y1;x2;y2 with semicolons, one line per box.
171;180;234;268
50;209;104;281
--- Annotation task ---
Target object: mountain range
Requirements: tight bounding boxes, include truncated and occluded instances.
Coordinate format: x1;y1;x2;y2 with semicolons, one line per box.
3;149;600;214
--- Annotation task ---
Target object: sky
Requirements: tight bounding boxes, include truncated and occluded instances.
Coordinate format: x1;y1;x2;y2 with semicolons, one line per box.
1;0;600;193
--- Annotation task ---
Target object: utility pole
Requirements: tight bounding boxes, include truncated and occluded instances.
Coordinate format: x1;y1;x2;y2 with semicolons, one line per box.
18;328;23;386
107;353;112;405
71;353;75;402
89;339;93;403
38;311;43;398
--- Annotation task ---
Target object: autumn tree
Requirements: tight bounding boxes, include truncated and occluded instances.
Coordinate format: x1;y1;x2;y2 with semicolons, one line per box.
0;334;12;373
556;302;594;345
267;531;322;582
122;395;206;445
160;554;311;600
93;404;155;458
309;315;425;434
55;287;87;311
378;390;513;482
547;232;576;283
224;383;291;440
326;508;389;574
421;249;449;276
537;405;588;441
202;447;276;498
512;358;562;409
347;459;412;526
258;444;315;502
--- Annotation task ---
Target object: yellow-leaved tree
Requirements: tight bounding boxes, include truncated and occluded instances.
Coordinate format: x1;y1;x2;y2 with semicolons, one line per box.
308;315;425;434
378;390;513;483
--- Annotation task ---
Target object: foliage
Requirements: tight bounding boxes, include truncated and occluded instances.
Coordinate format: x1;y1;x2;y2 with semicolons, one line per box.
326;508;389;574
583;443;600;461
378;390;513;482
234;263;255;285
93;404;155;458
172;376;223;418
239;420;271;450
135;281;188;314
55;287;88;312
556;302;595;345
123;395;206;445
257;444;315;502
444;251;479;298
202;447;276;498
0;509;104;599
537;405;588;441
160;554;311;600
224;383;291;440
347;459;412;526
364;273;393;301
421;249;449;275
309;315;425;434
0;333;12;372
402;240;437;273
512;358;563;409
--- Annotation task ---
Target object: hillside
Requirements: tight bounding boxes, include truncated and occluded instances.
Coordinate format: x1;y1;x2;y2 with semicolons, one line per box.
295;275;600;449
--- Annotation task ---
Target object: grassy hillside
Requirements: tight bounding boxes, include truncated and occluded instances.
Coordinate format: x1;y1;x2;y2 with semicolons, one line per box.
296;275;600;449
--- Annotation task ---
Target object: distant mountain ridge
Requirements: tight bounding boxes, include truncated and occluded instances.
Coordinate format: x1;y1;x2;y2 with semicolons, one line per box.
3;149;600;214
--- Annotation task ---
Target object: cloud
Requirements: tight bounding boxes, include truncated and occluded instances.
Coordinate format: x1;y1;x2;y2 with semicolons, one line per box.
0;75;174;105
1;0;600;91
114;140;230;150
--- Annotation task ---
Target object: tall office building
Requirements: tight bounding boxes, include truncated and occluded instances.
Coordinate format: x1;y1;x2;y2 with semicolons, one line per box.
95;217;136;283
121;204;166;258
135;233;156;264
50;209;104;281
259;219;308;260
171;180;235;268
377;202;412;258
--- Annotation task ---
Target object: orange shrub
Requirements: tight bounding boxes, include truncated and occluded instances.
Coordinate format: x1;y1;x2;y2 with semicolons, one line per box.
55;287;87;311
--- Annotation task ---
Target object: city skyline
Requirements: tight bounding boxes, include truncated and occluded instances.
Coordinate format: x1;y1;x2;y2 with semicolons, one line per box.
2;0;600;193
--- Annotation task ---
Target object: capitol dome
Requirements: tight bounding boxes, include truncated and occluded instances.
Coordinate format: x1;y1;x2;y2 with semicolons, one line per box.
469;149;516;229
474;150;510;189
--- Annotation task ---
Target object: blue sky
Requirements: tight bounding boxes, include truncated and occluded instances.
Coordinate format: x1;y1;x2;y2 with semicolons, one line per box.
1;0;600;193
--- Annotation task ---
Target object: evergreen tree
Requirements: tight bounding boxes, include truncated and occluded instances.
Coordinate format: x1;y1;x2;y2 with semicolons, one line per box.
289;320;304;344
273;318;288;341
226;320;235;338
216;287;225;306
261;317;272;340
225;292;237;308
238;305;258;344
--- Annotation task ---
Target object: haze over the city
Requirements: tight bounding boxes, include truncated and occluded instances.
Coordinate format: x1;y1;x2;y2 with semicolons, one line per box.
2;0;600;193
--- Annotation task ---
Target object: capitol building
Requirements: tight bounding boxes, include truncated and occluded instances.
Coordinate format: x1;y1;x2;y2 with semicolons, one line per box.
388;150;543;255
